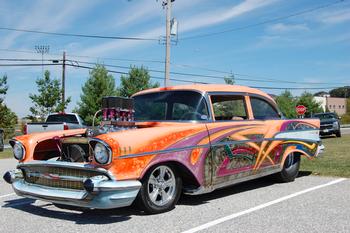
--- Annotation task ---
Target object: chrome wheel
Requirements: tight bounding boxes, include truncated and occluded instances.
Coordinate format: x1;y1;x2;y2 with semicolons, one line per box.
147;165;176;206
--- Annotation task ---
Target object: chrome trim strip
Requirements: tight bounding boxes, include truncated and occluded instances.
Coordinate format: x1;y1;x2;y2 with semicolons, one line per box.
119;133;319;159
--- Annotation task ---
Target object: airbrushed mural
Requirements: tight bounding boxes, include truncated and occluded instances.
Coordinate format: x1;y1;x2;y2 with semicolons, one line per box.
113;119;320;189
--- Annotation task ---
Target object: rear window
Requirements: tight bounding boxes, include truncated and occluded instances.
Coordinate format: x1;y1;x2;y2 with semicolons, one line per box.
46;114;78;124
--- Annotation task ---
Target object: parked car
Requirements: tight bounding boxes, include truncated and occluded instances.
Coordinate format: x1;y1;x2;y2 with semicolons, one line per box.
0;129;4;152
314;112;341;137
3;84;322;214
24;113;86;134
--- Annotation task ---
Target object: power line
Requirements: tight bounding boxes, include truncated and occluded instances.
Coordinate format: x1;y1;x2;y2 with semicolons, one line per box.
66;63;206;84
0;27;158;41
181;0;346;40
0;63;61;67
0;62;344;89
69;60;350;85
251;86;340;90
1;58;349;86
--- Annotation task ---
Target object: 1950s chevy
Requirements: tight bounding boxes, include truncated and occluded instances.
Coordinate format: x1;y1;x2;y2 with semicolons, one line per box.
3;84;323;214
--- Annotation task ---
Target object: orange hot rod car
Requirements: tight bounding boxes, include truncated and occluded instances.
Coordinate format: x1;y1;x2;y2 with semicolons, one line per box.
3;84;323;214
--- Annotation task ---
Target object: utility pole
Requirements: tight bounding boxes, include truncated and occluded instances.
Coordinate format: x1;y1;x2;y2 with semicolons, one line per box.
164;0;172;87
62;51;66;107
35;45;49;78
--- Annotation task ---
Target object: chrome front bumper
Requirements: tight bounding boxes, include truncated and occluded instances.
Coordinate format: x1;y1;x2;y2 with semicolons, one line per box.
3;161;141;209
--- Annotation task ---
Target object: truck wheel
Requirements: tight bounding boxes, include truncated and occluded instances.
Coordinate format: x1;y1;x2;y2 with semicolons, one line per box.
336;130;341;138
137;164;182;214
274;152;300;183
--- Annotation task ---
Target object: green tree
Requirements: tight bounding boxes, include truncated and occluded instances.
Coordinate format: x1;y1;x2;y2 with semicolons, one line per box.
118;66;159;97
0;75;8;103
297;92;323;117
275;90;297;118
29;70;70;120
0;75;18;138
75;64;117;125
329;86;350;98
224;74;235;85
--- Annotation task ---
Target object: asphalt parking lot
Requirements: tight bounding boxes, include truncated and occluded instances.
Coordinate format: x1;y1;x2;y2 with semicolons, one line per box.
0;159;349;233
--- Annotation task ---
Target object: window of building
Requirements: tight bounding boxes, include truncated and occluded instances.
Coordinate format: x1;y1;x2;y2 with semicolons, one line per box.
211;95;247;121
329;105;332;109
250;97;280;120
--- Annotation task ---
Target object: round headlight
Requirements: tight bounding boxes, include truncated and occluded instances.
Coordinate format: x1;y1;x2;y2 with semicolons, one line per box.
94;142;110;164
13;142;25;160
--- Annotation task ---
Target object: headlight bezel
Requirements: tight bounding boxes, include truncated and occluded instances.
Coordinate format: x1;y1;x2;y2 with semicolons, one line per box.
332;121;339;129
90;139;112;165
10;140;26;161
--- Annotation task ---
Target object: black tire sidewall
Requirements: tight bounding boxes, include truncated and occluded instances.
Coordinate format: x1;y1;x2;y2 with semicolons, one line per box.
279;153;300;182
137;164;182;214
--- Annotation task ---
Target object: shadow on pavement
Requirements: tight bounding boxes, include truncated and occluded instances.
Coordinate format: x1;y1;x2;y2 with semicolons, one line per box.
2;198;145;224
2;173;313;222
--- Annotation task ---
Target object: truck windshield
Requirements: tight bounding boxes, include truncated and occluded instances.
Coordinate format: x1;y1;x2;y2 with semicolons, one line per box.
46;114;78;124
134;91;209;121
314;113;337;120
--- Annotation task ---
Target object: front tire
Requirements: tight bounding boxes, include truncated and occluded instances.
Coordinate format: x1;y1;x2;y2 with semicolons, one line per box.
137;164;182;214
336;130;341;137
274;152;300;183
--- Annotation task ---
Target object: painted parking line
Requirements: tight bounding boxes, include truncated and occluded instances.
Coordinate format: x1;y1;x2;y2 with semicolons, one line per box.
0;193;15;199
182;178;347;233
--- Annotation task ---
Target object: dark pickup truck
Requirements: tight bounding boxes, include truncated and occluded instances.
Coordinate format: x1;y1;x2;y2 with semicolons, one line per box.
314;112;341;137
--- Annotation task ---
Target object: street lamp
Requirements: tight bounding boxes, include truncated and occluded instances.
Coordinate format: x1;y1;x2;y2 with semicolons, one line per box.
35;45;50;78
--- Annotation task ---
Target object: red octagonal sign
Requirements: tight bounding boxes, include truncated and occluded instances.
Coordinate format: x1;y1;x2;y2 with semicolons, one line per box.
296;105;307;115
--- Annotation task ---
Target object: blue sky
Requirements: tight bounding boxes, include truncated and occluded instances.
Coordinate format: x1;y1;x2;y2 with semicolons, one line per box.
0;0;349;117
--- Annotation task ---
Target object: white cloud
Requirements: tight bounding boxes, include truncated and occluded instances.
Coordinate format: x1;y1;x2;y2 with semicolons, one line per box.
1;0;98;48
267;23;309;33
80;0;277;57
318;8;350;24
180;0;277;33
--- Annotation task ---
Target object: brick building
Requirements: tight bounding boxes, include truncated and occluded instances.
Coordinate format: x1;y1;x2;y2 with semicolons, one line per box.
314;96;347;116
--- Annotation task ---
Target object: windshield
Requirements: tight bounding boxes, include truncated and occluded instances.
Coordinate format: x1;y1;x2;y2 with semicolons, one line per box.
134;91;209;121
46;114;79;124
314;113;337;120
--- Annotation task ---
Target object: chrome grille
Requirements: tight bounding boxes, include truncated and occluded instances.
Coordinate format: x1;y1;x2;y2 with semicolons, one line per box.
320;124;333;130
21;165;106;190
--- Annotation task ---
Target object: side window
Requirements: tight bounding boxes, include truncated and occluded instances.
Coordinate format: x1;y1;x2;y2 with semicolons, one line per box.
250;97;280;120
211;95;247;121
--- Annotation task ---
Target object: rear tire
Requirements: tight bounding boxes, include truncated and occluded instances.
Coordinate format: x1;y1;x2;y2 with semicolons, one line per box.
274;152;300;183
136;164;182;214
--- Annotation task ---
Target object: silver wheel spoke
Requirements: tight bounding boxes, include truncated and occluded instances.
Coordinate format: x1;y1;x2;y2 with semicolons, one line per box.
149;189;159;202
159;166;166;179
161;189;170;201
149;174;157;185
164;179;174;188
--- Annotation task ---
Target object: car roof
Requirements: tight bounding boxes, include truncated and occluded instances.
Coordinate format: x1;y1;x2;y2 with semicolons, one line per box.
133;84;275;103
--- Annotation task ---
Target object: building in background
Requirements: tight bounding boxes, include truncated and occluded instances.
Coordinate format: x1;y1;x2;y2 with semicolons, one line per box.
314;95;347;116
